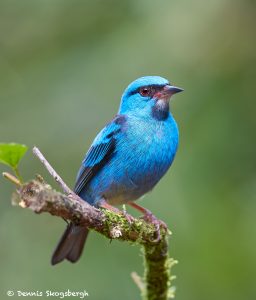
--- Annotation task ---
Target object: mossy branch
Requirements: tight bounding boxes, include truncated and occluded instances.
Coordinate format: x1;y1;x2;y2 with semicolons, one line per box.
4;147;176;300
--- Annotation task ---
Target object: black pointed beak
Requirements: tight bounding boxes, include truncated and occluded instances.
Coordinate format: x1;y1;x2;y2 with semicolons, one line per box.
156;85;183;101
166;85;184;95
154;84;183;101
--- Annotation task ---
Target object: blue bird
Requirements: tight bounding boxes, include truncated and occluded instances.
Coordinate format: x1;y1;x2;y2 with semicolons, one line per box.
51;76;183;265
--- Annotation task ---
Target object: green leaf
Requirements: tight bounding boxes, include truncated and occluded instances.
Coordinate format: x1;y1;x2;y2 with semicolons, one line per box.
0;143;28;169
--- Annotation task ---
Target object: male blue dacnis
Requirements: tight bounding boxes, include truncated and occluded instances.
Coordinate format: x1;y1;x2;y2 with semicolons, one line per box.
51;76;183;265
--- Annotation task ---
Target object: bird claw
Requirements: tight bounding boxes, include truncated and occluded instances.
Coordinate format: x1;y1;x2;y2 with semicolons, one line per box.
99;200;134;225
140;210;167;242
122;209;134;225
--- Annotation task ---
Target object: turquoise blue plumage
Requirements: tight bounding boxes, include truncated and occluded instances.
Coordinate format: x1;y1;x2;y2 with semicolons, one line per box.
51;76;183;265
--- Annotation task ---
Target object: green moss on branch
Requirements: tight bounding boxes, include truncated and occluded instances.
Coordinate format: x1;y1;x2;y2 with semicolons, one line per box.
9;176;176;300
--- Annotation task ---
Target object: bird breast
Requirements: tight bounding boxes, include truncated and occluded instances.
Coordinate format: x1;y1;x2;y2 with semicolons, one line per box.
116;115;178;192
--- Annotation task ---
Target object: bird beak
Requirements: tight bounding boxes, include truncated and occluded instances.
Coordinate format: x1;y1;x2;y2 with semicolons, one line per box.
155;85;184;101
164;85;184;96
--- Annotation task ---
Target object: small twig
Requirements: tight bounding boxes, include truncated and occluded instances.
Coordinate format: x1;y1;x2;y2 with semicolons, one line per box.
32;146;76;197
2;172;21;186
131;271;145;292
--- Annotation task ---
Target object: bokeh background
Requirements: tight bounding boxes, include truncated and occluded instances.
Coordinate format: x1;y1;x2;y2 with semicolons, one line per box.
0;0;255;299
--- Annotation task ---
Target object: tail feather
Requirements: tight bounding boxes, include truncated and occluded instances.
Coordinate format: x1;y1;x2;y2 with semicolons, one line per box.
66;227;89;263
51;223;89;265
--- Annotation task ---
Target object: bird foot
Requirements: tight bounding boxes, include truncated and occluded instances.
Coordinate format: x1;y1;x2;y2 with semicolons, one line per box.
99;200;134;224
122;211;135;224
121;205;135;224
127;202;168;242
141;209;168;242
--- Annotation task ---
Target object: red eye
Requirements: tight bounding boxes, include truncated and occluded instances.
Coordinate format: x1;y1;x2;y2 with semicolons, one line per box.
139;87;151;97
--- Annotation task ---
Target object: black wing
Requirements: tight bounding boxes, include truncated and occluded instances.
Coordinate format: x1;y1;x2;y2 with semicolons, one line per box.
73;115;125;195
74;138;116;194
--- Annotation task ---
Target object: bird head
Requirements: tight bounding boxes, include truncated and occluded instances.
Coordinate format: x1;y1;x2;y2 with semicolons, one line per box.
119;76;183;120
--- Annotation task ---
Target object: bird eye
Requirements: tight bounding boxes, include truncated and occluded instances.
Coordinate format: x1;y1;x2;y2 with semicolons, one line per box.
139;87;151;97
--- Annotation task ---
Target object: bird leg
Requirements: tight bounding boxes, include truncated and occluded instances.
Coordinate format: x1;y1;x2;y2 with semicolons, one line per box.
127;202;167;242
99;199;134;224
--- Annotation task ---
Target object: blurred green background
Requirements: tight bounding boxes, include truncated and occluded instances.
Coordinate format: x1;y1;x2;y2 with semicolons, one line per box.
0;0;255;299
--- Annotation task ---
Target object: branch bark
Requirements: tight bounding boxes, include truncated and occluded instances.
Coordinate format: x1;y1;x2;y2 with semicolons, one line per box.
9;147;176;300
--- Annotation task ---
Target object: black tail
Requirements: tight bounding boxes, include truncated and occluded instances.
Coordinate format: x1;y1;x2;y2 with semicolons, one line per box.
51;223;89;265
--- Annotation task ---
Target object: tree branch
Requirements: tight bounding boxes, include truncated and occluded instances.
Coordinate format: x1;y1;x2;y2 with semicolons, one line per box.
8;147;176;300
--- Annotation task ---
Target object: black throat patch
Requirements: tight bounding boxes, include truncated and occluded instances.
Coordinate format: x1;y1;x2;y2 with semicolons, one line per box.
151;100;169;121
